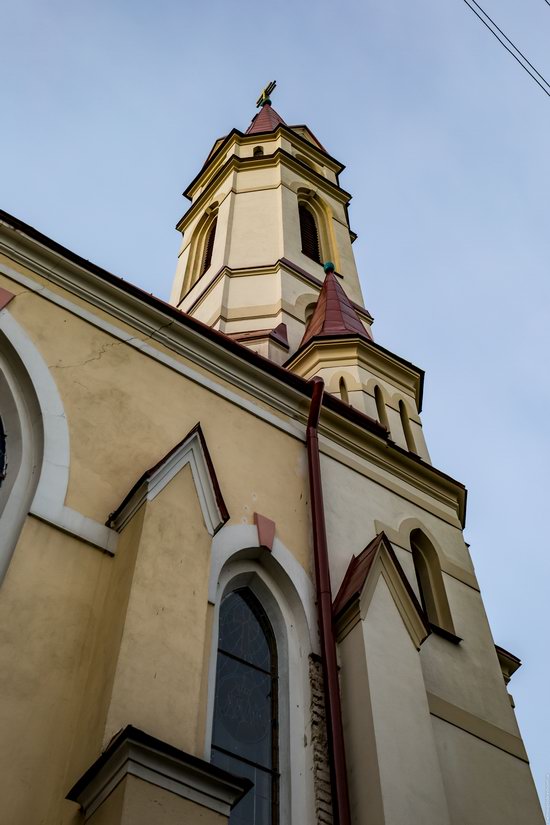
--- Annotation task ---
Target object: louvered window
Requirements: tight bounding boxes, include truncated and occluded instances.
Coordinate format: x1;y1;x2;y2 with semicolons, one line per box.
201;218;217;276
299;204;321;264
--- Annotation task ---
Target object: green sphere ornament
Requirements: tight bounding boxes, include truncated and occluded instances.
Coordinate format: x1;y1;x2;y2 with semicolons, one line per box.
323;261;335;273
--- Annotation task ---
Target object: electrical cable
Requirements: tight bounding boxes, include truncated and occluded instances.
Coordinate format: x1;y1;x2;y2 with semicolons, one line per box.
462;0;550;98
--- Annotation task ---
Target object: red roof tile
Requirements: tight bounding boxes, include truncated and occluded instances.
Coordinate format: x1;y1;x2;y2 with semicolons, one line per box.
332;534;384;618
300;270;372;349
333;532;429;635
246;102;287;135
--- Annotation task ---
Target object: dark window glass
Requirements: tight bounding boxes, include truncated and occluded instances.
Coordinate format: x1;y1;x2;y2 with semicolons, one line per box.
299;204;321;264
0;417;5;487
201;218;217;276
211;589;278;825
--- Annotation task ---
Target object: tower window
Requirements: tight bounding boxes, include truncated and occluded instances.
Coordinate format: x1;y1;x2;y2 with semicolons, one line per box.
253;146;264;157
299;204;321;264
200;218;217;277
339;377;349;405
374;385;390;433
211;588;279;824
399;400;417;454
410;530;455;636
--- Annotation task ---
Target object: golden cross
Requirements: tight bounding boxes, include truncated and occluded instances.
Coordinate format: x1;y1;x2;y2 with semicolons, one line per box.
256;80;277;108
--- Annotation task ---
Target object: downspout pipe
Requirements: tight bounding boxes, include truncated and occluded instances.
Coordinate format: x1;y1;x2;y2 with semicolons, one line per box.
306;376;351;825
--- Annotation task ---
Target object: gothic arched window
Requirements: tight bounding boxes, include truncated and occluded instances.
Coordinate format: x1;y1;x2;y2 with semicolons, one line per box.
211;588;279;825
399;399;417;454
201;217;217;277
374;385;390;433
410;529;456;638
299;203;321;264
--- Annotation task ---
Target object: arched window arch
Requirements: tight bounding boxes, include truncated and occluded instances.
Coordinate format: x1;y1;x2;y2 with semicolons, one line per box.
399;399;417;453
253;146;264;157
339;377;349;405
374;385;390;432
304;302;316;325
200;217;217;277
410;529;455;637
211;587;279;824
299;203;322;264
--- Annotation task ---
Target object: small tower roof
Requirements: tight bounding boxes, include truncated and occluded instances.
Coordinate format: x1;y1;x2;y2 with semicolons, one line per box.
299;265;372;349
246;101;287;135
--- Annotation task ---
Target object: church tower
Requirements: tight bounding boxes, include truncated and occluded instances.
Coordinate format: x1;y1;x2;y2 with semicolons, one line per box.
171;85;429;460
0;83;543;825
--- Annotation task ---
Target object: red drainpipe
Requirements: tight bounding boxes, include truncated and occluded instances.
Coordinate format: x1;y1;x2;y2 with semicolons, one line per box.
306;376;351;825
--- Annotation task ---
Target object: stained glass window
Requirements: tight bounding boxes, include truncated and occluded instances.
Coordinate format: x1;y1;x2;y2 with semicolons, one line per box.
211;589;279;825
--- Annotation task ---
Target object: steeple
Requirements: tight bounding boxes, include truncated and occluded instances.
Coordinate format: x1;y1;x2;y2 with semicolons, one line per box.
299;262;372;351
246;101;287;135
170;84;368;359
169;89;429;461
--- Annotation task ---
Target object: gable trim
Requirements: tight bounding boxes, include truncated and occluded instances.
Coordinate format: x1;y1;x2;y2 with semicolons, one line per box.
107;424;229;536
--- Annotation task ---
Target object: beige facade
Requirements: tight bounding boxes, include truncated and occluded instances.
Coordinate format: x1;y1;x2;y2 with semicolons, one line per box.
0;98;543;825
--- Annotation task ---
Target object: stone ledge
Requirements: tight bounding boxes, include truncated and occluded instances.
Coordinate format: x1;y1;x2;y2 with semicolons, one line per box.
66;726;252;821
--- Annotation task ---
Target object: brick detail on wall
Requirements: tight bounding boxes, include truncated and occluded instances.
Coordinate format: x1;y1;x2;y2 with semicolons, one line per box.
309;654;333;825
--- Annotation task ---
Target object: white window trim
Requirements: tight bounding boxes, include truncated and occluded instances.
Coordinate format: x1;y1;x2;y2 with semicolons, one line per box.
205;526;318;825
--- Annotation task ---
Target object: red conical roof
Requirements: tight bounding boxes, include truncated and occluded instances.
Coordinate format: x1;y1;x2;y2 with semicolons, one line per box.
300;269;372;349
246;102;287;135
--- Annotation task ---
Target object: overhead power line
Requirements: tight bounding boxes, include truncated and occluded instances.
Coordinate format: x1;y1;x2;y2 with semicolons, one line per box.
462;0;550;98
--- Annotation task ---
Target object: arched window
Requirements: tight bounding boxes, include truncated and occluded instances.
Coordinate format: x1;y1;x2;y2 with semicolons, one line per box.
399;399;417;453
339;377;349;405
299;203;321;264
211;588;279;824
374;385;390;432
253;146;264;157
200;217;217;277
410;530;456;637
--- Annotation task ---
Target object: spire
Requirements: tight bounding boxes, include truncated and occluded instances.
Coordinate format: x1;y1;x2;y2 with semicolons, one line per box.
299;263;372;349
246;101;286;135
246;79;286;135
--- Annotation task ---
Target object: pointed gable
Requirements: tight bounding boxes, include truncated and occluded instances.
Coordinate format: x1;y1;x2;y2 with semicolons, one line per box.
300;267;372;350
333;532;430;649
107;423;229;536
246;102;287;135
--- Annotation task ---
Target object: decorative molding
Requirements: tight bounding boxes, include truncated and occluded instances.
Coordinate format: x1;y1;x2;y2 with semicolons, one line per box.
0;287;15;310
334;533;430;650
0;241;467;531
0;309;118;555
427;692;529;762
108;424;229;536
207;524;318;646
373;518;479;591
66;725;251;820
254;512;276;550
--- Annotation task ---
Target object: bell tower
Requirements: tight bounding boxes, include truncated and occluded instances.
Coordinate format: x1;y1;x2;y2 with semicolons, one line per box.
170;82;371;360
171;83;430;461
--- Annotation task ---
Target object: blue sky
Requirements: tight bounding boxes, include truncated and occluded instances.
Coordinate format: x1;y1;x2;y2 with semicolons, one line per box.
2;0;549;806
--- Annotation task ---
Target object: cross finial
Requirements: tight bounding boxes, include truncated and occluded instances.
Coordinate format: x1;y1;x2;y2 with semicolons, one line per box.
256;80;277;108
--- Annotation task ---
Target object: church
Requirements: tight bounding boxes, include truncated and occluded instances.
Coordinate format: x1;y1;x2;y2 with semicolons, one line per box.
0;84;543;824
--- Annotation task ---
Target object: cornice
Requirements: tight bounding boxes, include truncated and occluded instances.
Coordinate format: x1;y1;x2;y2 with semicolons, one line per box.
186;125;344;200
0;213;466;528
177;148;351;232
66;725;252;820
181;259;373;325
286;337;423;410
